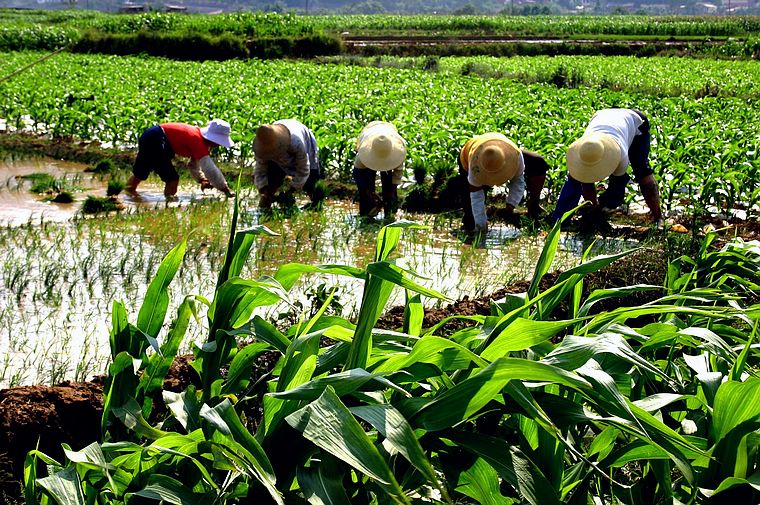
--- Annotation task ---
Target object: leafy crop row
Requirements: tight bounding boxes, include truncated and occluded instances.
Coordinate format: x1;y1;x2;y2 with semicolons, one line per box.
0;51;758;215
3;9;759;38
326;54;760;98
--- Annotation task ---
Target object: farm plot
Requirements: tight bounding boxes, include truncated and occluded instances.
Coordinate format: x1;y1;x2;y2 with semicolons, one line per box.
0;158;638;388
0;43;758;504
0;51;758;217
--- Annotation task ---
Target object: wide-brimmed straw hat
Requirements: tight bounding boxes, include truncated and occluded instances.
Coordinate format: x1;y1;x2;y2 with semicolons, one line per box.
357;123;406;172
469;137;521;187
200;119;234;148
253;123;290;159
567;133;621;183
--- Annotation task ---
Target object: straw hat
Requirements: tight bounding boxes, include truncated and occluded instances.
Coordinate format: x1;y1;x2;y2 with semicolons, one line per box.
253;123;291;159
200;119;234;148
357;124;406;172
567;133;621;183
469;137;521;187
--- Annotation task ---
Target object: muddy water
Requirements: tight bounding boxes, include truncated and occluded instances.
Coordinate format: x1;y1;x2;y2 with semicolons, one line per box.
0;159;639;387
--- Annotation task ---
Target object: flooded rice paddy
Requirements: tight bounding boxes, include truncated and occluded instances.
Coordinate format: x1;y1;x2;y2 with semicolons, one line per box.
0;159;639;387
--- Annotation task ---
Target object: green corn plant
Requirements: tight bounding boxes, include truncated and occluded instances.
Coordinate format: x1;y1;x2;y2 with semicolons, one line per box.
22;193;760;503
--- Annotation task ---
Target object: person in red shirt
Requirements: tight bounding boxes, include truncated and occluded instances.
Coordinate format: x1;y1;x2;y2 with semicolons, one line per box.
126;119;234;199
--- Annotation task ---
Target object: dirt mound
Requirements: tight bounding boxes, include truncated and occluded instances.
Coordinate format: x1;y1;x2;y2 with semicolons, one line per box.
0;381;103;498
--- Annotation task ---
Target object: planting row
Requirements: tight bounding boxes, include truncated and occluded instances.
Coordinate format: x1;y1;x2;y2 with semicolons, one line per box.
0;51;758;215
325;54;760;98
3;10;760;37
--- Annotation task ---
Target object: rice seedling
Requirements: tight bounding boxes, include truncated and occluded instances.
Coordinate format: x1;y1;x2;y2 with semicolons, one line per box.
80;195;122;214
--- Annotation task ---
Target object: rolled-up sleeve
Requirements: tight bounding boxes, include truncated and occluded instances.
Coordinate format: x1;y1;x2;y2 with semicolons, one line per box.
198;156;230;192
188;159;204;183
505;155;526;208
254;159;269;189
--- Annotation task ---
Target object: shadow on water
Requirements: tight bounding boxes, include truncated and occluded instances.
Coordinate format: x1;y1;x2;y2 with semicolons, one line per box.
0;159;639;387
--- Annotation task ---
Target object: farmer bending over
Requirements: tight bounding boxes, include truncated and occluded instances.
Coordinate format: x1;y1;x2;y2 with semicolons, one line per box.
551;108;662;224
126;119;234;199
253;119;321;209
353;121;407;218
458;132;549;232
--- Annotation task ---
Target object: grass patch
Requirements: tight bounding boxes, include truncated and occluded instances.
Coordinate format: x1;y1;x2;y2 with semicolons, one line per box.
81;195;122;214
50;191;74;203
87;158;116;174
106;180;124;196
22;173;61;194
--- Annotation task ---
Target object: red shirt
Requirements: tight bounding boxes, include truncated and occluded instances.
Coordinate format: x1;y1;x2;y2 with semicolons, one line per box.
161;123;209;161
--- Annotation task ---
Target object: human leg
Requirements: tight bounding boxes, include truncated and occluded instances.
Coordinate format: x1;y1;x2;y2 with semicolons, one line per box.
260;163;285;208
551;176;583;222
353;167;381;217
380;171;398;218
457;168;476;231
638;174;662;222
525;174;546;218
599;173;630;210
164;179;179;198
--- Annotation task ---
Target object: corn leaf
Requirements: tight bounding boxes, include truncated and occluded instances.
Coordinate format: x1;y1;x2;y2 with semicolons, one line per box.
36;467;85;505
410;358;590;432
137;239;186;339
455;458;512;505
286;387;410;504
451;432;561;505
297;459;352;505
350;404;451;503
132;475;202;504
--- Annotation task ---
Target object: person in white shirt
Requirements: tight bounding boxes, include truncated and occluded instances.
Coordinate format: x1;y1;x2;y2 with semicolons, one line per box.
253;119;320;209
458;132;549;232
551;108;662;224
353;121;407;218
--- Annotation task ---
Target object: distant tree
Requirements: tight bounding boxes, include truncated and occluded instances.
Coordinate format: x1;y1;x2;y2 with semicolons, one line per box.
452;3;477;14
342;0;386;13
261;0;288;12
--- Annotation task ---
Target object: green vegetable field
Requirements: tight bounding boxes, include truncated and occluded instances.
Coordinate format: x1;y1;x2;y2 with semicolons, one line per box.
0;10;759;505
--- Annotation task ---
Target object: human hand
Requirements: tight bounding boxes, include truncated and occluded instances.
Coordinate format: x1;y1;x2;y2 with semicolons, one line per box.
200;179;213;191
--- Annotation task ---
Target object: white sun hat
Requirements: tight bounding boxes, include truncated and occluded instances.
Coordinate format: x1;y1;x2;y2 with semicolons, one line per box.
469;135;521;187
566;133;621;183
357;122;407;172
201;119;234;148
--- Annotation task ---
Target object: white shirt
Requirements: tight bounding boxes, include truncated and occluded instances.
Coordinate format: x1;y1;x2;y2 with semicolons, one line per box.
254;119;319;190
585;109;643;176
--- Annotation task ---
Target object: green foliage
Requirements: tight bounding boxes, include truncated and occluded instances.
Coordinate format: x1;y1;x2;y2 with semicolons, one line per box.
80;195;121;214
22;173;60;194
2;50;757;215
22;186;760;503
105;180;123;196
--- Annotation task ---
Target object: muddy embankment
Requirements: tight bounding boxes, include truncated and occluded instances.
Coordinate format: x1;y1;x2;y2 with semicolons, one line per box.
341;35;730;57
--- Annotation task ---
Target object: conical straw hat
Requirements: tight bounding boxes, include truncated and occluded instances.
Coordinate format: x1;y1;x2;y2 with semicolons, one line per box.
469;137;521;187
567;133;621;183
